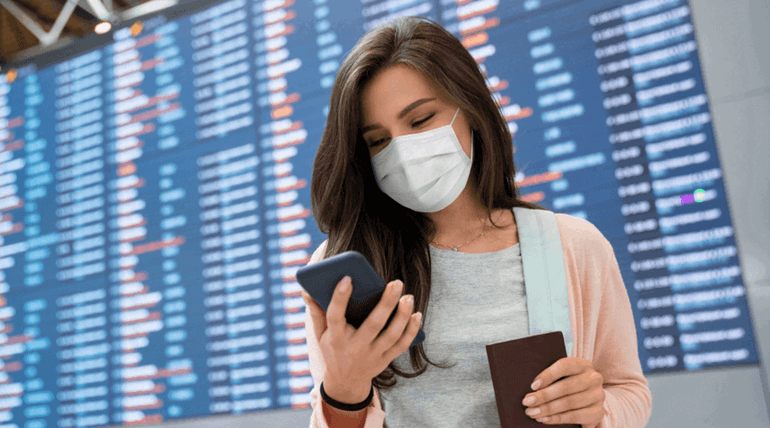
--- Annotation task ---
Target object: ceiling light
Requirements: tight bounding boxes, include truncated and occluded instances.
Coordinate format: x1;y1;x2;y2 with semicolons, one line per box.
95;22;112;34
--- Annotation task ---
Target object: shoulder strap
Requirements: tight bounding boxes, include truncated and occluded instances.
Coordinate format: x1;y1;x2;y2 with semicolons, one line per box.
512;207;573;357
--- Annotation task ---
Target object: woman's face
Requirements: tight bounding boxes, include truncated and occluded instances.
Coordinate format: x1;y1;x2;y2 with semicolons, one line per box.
360;64;472;159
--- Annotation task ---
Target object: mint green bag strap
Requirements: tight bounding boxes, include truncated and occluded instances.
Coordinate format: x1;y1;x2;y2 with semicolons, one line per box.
513;207;574;357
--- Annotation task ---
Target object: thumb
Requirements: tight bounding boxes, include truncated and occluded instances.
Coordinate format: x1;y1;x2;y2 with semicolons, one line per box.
302;290;325;313
303;291;327;339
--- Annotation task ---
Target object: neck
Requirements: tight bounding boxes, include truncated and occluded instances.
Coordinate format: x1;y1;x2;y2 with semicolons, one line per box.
427;183;494;245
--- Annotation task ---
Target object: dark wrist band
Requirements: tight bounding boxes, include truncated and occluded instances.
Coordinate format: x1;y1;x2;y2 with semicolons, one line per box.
320;381;373;411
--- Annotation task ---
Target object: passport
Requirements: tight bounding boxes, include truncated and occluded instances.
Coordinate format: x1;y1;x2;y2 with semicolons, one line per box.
486;331;580;428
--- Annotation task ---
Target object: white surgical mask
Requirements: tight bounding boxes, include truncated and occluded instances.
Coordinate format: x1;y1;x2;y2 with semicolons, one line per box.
371;107;473;213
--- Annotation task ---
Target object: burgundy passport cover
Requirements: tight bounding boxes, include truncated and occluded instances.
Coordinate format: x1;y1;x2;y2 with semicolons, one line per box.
486;331;580;428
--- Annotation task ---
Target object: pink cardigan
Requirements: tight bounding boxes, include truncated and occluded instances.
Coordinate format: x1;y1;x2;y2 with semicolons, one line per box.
303;213;653;428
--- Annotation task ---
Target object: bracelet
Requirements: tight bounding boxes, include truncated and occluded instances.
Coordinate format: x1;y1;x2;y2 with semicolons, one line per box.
320;381;373;411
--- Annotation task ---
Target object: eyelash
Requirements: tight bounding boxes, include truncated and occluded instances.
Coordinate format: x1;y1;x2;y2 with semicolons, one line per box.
370;114;434;147
413;114;434;127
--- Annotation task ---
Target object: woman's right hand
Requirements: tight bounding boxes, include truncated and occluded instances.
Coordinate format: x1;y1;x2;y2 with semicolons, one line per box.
302;275;423;402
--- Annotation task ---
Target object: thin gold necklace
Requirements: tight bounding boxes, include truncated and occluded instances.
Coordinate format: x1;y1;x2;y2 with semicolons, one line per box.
431;210;504;252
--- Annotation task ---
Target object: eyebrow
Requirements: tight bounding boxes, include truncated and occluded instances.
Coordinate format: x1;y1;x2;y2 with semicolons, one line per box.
361;97;436;134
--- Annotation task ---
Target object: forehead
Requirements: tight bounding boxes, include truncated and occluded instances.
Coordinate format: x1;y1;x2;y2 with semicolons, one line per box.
361;64;439;123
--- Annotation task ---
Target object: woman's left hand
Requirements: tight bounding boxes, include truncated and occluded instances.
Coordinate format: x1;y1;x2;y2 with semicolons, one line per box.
522;357;606;428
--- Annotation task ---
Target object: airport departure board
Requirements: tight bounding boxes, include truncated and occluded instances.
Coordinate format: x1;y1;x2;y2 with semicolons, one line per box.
0;0;760;425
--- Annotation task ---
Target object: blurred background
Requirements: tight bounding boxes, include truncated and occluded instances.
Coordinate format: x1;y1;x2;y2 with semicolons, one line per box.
0;0;768;427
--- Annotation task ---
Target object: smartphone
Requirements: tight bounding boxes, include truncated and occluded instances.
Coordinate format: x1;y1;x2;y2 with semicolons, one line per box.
297;250;426;348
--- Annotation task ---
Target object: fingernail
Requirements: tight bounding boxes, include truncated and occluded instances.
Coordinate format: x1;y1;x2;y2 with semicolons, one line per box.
537;417;549;423
525;407;540;416
531;379;542;390
340;277;350;292
522;396;535;406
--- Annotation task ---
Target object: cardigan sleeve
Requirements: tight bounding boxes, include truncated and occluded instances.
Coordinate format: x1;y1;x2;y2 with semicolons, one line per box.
592;236;653;428
303;240;387;428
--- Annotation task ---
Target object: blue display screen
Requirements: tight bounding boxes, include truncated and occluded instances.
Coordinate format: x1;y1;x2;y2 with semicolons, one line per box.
0;0;759;425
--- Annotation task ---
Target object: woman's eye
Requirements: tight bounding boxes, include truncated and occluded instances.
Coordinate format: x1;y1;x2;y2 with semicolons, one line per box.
366;114;434;147
370;138;387;148
413;114;434;127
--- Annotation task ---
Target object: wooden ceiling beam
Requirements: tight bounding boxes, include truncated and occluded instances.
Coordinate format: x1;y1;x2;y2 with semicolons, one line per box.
0;7;39;60
0;0;166;63
13;0;95;35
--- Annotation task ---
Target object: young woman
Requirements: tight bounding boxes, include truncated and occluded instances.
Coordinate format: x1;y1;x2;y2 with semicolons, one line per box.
302;16;651;428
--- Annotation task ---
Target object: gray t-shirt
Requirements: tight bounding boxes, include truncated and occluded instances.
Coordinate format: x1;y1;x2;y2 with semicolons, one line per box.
380;242;529;427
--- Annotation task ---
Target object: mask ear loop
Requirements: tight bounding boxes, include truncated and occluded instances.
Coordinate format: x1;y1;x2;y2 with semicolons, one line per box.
468;129;474;162
450;107;461;125
451;108;473;162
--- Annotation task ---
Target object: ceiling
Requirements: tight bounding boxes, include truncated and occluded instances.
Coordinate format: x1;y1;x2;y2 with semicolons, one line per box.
0;0;165;64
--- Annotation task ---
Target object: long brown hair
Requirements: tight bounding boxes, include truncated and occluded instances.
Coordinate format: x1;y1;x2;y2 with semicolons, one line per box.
310;15;546;411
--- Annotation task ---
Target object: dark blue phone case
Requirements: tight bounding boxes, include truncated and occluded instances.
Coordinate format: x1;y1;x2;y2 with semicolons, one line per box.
296;250;426;348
